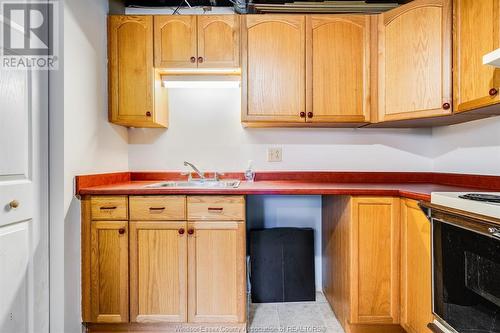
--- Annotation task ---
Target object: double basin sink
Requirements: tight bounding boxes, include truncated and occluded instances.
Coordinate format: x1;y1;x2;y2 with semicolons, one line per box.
145;179;241;189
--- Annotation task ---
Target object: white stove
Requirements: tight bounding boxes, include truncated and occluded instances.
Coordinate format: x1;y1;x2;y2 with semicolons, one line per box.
431;192;500;219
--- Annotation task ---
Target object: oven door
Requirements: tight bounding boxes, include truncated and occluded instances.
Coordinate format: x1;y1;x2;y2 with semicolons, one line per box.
432;217;500;333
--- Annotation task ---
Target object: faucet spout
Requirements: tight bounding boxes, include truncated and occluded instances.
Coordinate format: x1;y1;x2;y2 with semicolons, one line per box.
183;161;205;180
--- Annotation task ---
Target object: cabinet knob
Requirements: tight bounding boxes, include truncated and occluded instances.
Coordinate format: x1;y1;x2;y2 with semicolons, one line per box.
178;228;185;235
300;111;306;118
145;111;152;117
190;56;196;63
118;228;126;235
442;102;451;110
198;57;204;64
307;112;313;118
187;228;194;235
9;200;19;209
489;88;498;96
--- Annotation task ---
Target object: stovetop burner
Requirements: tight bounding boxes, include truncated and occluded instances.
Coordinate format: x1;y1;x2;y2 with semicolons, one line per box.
458;193;500;203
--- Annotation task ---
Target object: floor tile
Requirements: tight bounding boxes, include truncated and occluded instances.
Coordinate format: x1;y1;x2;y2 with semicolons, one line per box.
248;292;344;333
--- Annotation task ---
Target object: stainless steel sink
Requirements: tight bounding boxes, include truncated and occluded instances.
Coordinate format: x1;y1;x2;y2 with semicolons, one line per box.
145;179;241;189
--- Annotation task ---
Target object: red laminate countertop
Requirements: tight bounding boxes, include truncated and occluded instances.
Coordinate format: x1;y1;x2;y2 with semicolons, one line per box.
76;180;484;202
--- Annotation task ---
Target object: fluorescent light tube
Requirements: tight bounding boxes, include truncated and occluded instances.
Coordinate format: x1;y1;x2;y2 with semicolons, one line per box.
161;75;241;89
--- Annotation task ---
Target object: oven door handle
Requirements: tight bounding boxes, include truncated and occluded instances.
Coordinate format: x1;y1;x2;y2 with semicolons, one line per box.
432;217;500;239
419;201;500;240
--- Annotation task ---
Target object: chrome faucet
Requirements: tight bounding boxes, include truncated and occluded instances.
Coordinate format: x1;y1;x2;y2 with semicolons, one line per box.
183;161;205;181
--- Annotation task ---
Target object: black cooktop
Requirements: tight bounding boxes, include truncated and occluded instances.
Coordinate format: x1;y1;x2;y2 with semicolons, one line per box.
459;193;500;203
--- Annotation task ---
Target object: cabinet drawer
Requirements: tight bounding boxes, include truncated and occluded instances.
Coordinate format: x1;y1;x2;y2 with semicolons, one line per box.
91;196;128;220
187;196;245;221
130;196;186;220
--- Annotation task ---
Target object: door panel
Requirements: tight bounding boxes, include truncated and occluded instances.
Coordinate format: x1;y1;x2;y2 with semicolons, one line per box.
401;199;433;333
197;15;240;68
308;15;371;123
0;46;49;332
379;0;452;121
90;221;129;323
130;221;187;323
109;16;155;126
154;16;197;68
454;0;500;112
187;222;246;323
350;197;400;324
243;15;305;122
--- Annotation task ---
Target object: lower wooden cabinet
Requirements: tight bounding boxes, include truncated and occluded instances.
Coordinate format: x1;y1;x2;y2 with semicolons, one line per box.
400;199;433;333
323;196;402;333
323;196;433;333
129;221;188;323
187;221;246;323
82;195;246;329
89;221;129;323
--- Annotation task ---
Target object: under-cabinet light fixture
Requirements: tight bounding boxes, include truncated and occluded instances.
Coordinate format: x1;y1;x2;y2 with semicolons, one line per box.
484;48;500;68
161;75;241;89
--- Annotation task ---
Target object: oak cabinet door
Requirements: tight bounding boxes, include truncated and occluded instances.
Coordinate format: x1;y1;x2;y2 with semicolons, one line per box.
197;15;240;68
350;197;400;324
454;0;500;112
378;0;452;121
187;222;246;323
308;15;372;123
400;199;433;333
109;16;162;127
90;221;129;323
130;221;188;323
155;16;197;68
242;15;306;123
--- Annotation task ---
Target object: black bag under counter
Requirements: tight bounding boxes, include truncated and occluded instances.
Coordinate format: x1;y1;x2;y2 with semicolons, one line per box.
250;227;315;303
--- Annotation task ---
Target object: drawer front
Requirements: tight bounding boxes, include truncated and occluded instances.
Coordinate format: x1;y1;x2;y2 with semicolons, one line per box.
187;196;245;221
130;196;186;220
91;196;128;220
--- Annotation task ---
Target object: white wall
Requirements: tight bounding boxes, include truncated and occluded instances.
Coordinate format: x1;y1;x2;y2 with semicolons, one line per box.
432;117;500;176
128;88;434;172
50;0;129;332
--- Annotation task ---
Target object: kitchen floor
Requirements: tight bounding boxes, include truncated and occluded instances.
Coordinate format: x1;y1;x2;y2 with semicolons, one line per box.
248;292;344;333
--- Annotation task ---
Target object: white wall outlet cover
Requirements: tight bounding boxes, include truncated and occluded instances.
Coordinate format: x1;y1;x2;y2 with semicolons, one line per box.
267;147;283;162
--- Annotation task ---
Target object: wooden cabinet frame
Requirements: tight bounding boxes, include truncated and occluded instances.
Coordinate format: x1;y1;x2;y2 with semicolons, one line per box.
187;221;246;323
108;15;168;128
90;221;129;323
241;15;306;124
453;0;500;113
376;0;452;122
306;15;374;124
129;221;188;323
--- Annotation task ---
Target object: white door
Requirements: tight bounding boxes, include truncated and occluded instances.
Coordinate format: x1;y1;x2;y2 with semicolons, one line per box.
0;33;49;333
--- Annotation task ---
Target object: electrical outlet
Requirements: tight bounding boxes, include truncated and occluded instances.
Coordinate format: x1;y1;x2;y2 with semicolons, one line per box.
268;147;282;162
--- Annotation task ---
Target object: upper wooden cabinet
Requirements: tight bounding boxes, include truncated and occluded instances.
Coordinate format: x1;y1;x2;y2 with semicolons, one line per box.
197;15;240;68
242;15;306;123
454;0;500;112
307;15;373;124
155;15;240;69
377;0;452;122
108;16;168;128
400;199;433;333
155;16;197;68
242;14;373;126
